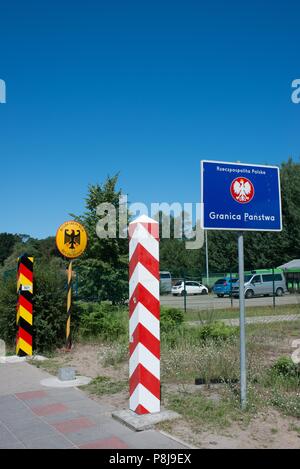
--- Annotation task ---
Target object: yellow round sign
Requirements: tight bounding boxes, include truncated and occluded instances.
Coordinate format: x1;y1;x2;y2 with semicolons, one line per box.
56;221;88;259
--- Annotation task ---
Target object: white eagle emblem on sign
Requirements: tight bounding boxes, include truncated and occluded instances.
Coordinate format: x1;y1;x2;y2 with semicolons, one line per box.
230;177;254;204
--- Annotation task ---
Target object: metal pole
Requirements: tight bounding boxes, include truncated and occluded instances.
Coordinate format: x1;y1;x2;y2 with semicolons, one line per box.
272;267;275;309
238;233;247;409
183;273;187;314
205;230;209;287
66;260;73;350
230;269;233;308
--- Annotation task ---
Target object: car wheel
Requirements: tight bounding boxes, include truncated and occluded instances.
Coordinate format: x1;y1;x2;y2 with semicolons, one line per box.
201;290;208;295
276;287;284;297
245;289;254;299
181;290;187;297
217;294;224;298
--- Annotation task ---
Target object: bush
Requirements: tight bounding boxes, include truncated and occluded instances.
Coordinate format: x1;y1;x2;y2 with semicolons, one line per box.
271;356;300;378
0;276;17;349
79;303;127;341
197;321;238;342
160;307;184;332
0;260;80;352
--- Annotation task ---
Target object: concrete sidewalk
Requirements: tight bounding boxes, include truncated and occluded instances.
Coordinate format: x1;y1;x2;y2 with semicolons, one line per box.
0;362;187;449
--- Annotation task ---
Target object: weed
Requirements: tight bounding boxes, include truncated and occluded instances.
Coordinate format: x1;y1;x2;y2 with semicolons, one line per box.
84;376;128;396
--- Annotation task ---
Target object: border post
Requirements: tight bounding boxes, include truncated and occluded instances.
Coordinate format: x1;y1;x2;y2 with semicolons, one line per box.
16;255;33;357
129;215;160;415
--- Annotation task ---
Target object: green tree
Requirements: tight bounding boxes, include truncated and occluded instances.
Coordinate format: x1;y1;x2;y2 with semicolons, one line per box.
72;175;129;304
0;233;21;265
0;236;61;277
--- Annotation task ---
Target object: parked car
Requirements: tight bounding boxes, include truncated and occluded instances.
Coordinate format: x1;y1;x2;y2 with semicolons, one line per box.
172;281;208;296
231;272;287;299
160;271;172;294
212;277;238;297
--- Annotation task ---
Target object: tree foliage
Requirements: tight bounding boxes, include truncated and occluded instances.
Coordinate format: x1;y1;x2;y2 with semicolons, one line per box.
0;233;22;265
72;174;129;304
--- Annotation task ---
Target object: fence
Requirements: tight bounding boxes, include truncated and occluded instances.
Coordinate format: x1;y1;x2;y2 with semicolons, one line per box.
160;269;300;313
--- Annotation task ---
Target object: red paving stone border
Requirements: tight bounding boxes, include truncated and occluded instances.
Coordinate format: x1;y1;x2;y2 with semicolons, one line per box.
52;417;96;434
15;390;48;400
31;403;69;416
79;437;129;449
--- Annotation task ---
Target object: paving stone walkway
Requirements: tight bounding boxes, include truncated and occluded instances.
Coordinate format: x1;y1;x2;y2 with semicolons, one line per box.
0;362;187;449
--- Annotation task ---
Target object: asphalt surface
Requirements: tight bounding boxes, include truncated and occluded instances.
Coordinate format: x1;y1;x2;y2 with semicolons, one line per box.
160;293;300;311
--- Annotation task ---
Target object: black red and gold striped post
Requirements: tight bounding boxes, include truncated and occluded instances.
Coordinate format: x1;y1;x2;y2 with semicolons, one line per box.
66;261;73;350
16;255;33;357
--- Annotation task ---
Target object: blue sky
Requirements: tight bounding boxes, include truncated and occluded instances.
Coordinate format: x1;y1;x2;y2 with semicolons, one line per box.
0;0;299;238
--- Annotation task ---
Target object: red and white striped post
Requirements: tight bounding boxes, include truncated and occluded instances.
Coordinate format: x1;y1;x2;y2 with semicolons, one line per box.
129;215;160;415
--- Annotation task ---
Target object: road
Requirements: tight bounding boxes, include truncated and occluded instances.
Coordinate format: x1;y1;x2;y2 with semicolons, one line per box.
160;293;300;311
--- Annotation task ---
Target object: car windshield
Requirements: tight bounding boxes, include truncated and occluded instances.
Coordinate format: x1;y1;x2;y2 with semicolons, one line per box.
215;279;226;284
174;281;182;286
244;275;254;282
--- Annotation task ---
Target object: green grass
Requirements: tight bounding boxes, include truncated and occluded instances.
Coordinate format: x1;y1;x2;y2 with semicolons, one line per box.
269;392;300;418
160;318;300;430
247;319;300;337
83;376;128;396
29;357;69;375
164;386;255;431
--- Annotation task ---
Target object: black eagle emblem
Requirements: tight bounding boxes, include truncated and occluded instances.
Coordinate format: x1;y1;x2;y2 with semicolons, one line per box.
64;229;81;250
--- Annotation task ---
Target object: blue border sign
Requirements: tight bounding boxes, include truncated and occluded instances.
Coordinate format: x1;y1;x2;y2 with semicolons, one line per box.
201;160;282;231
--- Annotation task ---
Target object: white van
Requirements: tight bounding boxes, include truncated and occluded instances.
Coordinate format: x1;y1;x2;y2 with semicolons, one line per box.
232;272;287;299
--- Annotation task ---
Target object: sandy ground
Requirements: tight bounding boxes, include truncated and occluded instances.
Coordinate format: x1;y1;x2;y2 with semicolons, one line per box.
55;342;129;381
46;343;300;449
161;410;300;449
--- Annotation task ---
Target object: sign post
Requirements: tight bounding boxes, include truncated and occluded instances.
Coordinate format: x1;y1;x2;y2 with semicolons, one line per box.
201;160;282;409
238;232;246;409
56;221;88;350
